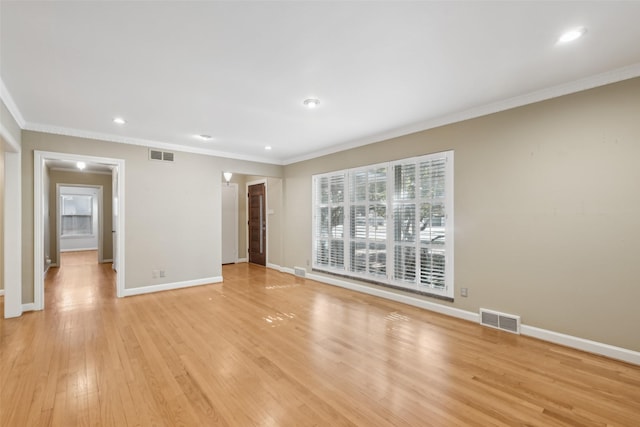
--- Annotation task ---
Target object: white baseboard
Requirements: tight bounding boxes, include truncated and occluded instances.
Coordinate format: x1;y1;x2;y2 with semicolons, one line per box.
60;247;98;252
281;267;295;275
520;325;640;366
22;303;36;312
0;289;4;297
122;276;223;297
236;258;247;263
267;262;290;273
300;271;640;366
101;259;113;263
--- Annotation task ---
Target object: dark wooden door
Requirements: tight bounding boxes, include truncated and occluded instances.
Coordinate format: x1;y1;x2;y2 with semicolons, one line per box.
248;183;266;266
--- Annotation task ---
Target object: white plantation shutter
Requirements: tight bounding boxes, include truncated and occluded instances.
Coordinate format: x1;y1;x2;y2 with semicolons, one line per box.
348;165;387;278
312;151;453;299
313;173;346;270
392;163;417;284
418;157;447;290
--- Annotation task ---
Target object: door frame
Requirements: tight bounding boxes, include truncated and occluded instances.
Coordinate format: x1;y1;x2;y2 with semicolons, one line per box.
246;178;268;266
34;150;126;310
221;182;239;264
56;184;104;264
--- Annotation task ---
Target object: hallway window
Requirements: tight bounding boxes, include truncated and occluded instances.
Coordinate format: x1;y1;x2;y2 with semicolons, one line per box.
312;151;454;300
61;195;93;236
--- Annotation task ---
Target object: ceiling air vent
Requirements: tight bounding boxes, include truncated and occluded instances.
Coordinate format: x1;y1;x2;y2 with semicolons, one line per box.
480;308;520;334
149;149;175;162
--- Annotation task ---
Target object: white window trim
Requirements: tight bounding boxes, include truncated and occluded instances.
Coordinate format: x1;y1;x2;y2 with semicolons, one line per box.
312;151;454;300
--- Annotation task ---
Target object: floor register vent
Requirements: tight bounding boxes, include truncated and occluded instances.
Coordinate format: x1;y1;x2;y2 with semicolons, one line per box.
480;308;521;334
294;267;306;277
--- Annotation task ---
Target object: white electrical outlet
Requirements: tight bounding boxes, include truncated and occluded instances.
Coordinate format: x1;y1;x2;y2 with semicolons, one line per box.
460;288;468;297
159;270;166;278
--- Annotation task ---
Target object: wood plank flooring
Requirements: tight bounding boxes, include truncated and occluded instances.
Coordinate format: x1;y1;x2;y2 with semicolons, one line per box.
1;251;639;426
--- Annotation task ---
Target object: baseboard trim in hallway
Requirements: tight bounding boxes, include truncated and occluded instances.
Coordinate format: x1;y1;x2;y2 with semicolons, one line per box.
122;276;223;297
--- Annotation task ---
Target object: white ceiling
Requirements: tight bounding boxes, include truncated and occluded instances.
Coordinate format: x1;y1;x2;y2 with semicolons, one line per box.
2;1;640;165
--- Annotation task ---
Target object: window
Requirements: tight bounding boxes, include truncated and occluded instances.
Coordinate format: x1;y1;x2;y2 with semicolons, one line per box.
61;194;93;236
312;151;453;299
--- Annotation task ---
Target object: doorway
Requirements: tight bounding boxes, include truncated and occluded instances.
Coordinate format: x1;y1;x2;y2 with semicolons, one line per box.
56;184;104;266
248;182;266;266
34;150;125;311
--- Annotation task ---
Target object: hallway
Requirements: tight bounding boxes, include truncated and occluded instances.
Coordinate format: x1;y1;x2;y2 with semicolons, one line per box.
45;250;116;311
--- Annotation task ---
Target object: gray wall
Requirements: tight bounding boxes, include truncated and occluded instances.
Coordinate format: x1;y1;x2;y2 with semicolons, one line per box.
282;77;640;352
21;131;282;303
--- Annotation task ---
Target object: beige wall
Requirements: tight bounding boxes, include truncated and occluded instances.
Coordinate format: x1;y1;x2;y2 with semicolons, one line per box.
48;169;113;264
282;77;640;352
0;145;4;291
0;96;20;293
21;131;282;304
266;177;283;267
226;173;247;259
43;165;50;271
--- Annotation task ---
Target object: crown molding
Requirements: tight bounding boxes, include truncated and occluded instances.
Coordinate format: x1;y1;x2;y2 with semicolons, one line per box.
0;76;26;128
0;122;20;153
7;62;640;166
23;122;283;165
282;62;640;165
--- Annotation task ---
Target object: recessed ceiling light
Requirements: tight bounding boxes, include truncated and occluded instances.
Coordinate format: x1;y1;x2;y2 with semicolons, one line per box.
77;161;86;170
113;117;126;124
195;134;213;141
303;98;320;109
265;146;272;151
557;27;586;44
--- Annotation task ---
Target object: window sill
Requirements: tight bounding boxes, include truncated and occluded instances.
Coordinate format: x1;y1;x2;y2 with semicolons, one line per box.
312;268;454;303
61;234;96;240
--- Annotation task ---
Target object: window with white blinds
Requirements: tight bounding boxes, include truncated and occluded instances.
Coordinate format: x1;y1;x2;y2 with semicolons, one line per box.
312;151;454;299
314;173;346;270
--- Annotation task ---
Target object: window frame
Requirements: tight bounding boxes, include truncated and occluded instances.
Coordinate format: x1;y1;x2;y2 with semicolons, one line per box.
312;151;454;300
60;194;95;237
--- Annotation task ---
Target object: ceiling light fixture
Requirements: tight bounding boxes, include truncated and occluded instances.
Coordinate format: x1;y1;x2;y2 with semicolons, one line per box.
265;146;272;151
557;27;586;44
303;98;320;109
196;134;213;141
113;117;126;124
77;161;86;170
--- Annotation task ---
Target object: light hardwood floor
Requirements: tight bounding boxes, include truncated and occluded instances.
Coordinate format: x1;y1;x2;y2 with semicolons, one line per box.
1;251;639;426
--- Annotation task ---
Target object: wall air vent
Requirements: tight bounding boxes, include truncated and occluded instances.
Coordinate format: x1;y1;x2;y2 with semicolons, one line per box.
294;267;306;277
480;308;521;334
149;149;175;162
